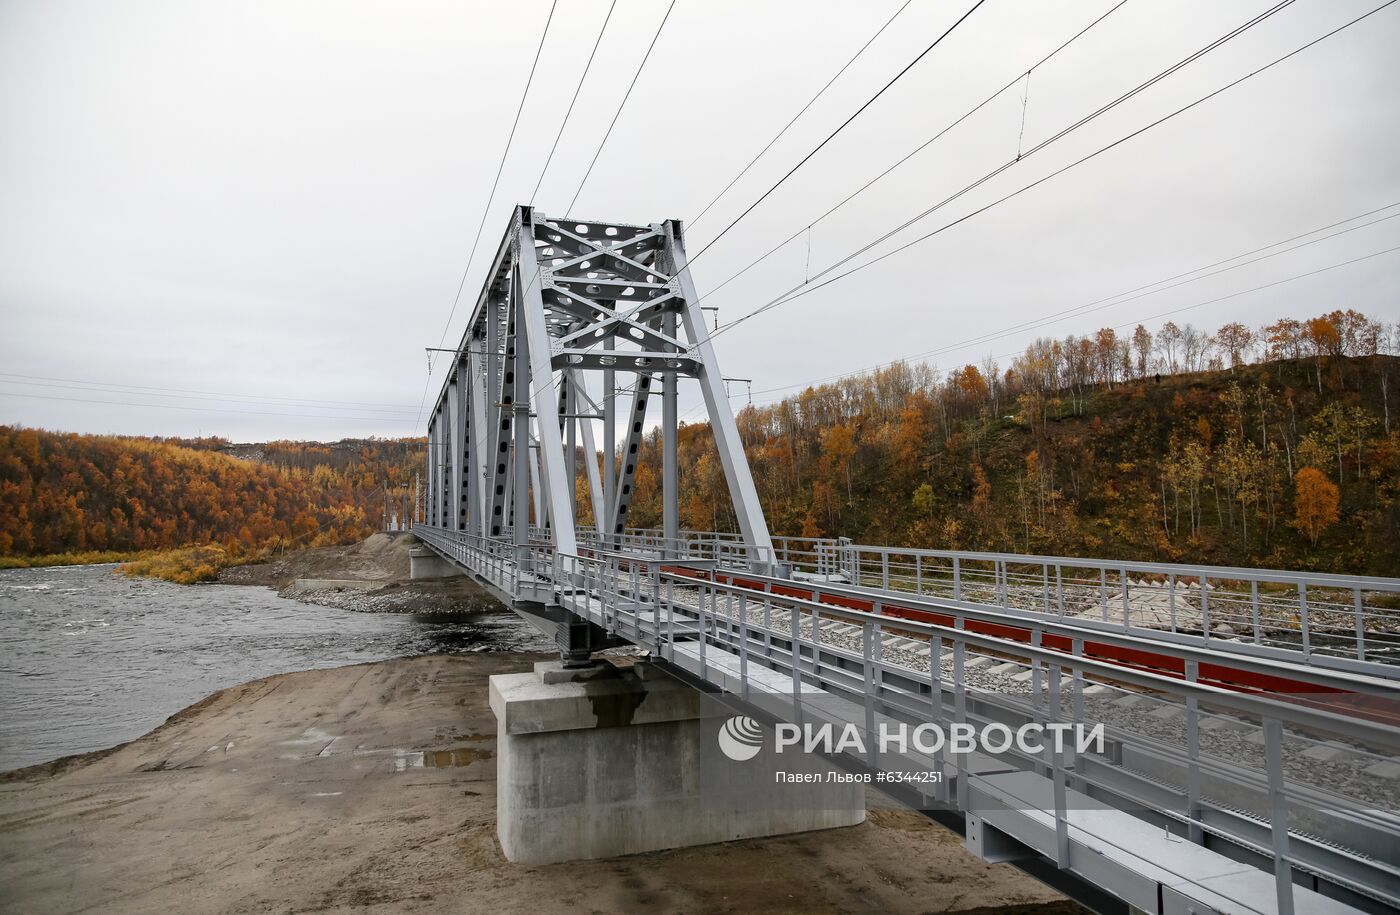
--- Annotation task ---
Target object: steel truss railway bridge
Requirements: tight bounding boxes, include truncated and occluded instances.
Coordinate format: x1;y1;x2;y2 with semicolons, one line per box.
416;207;1400;915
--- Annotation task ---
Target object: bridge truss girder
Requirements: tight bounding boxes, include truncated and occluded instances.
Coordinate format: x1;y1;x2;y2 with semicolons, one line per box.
426;206;774;565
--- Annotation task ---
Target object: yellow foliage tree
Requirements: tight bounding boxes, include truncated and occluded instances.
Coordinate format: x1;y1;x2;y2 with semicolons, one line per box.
1291;467;1339;546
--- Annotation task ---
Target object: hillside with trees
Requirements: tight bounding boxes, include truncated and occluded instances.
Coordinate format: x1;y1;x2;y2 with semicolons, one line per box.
4;309;1397;578
625;309;1400;575
0;429;423;565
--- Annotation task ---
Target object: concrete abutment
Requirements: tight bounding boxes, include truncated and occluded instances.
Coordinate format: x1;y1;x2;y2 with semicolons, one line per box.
489;660;865;865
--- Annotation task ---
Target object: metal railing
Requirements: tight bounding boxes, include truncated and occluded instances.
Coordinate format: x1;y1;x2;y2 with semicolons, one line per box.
413;522;1400;912
555;528;1400;675
642;570;1400;915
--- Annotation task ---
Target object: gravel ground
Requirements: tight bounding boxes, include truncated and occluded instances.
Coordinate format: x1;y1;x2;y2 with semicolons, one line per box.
867;576;1400;661
220;533;507;615
288;579;505;615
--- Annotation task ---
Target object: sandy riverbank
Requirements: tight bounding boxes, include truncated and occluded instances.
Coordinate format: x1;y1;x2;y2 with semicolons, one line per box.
220;532;504;615
0;654;1082;914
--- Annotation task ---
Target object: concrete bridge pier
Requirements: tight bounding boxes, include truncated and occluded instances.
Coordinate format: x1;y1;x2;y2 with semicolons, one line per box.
489;660;865;865
408;544;464;580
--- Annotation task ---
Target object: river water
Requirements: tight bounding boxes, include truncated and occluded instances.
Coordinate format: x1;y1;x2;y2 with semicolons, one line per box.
0;564;551;771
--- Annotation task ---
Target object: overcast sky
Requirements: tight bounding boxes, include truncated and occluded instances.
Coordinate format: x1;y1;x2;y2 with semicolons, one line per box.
2;0;1398;442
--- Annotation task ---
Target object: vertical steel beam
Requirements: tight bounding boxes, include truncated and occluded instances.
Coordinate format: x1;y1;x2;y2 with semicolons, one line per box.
603;369;615;540
467;335;487;535
486;293;516;538
529;443;545;532
512;268;531;548
565;372;576;526
437;404;451;528
516;208;578;556
662;307;679;558
664;220;774;565
448;370;464;531
607;374;653;539
426;418;437;527
574;375;606;537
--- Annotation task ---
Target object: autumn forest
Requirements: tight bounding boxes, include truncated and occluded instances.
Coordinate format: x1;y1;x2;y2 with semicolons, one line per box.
2;308;1398;576
0;433;420;569
622;308;1400;575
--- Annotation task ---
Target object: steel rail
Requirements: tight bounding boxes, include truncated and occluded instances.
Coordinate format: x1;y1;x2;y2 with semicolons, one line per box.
412;526;1400;913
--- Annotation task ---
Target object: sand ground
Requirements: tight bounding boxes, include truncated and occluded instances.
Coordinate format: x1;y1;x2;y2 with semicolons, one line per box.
0;654;1083;915
218;532;503;614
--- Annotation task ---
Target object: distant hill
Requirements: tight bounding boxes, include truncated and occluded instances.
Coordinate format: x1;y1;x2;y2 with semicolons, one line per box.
624;311;1400;575
7;309;1398;577
0;429;423;559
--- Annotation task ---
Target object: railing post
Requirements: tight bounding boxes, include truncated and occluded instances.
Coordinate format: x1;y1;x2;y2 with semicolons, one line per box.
1049;662;1069;868
698;579;709;676
1263;717;1296;915
738;591;749;701
1055;564;1064;616
1185;660;1202;844
665;572;675;661
790;603;802;723
953;637;968;812
1201;577;1211;644
1299;583;1311;657
930;634;948;802
1260;582;1271;646
1355;588;1366;662
1121;566;1130;630
862;619;876;769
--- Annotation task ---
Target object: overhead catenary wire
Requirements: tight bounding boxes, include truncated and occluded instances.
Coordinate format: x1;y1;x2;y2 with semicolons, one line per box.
426;0;1051;436
530;0;618;205
422;4;682;430
0;390;422;425
745;203;1400;397
564;0;677;216
521;0;1160;426
686;0;916;230
0;372;421;411
690;0;1132;304
731;243;1400;411
708;0;1305;338
686;0;990;265
415;0;559;435
0;379;422;416
709;0;1379;344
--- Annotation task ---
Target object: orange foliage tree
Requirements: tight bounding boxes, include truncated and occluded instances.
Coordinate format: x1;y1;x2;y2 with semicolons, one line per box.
1291;467;1340;546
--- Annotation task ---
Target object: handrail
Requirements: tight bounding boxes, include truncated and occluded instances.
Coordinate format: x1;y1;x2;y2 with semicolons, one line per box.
410;522;1400;913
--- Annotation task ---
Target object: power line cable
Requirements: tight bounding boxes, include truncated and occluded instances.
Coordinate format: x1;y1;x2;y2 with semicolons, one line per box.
531;0;618;204
687;0;915;230
415;0;559;434
747;204;1400;397
564;0;677;216
0;390;422;425
736;242;1400;411
692;0;1131;304
0;379;422;415
711;0;1303;336
687;0;989;265
711;0;1379;343
420;4;681;446
0;372;419;410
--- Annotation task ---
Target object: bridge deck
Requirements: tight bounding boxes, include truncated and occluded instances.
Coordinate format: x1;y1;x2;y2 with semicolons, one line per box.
412;525;1400;915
